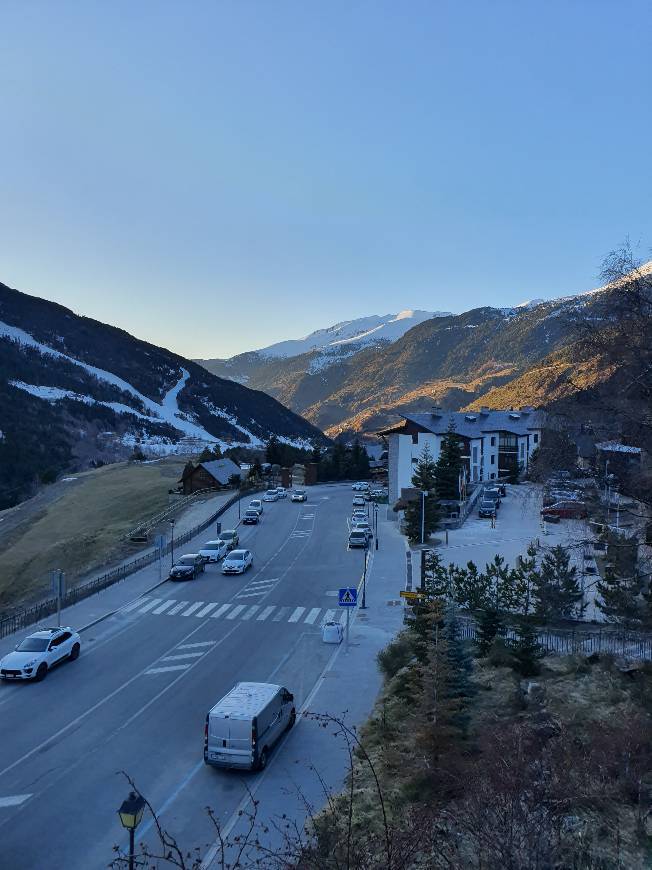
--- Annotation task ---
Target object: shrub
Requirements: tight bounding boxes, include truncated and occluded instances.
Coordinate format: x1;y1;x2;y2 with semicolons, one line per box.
377;632;415;679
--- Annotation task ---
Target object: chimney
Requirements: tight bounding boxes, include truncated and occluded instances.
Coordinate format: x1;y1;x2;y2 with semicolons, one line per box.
431;405;442;417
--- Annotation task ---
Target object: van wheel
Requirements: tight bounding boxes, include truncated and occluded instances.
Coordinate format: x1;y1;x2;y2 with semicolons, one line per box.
69;643;80;661
257;748;268;771
35;663;48;682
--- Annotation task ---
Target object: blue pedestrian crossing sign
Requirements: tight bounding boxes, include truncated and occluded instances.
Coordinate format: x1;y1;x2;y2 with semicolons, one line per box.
338;587;357;607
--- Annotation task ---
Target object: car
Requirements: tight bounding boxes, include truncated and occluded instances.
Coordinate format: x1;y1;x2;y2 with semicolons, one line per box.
169;554;205;580
478;500;497;519
369;489;385;499
248;499;264;515
484;487;501;507
541;501;588;520
351;482;366;491
218;530;239;551
348;530;369;549
543;489;581;506
263;489;279;502
222;549;254;574
352;521;373;539
242;509;260;525
198;540;228;563
352;510;367;521
275;487;287;499
352;495;366;507
291;490;307;502
496;483;507;497
0;627;81;681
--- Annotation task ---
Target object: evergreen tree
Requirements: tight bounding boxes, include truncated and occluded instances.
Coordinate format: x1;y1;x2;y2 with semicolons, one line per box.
511;618;544;676
265;435;283;466
452;560;492;611
311;445;322;464
331;441;348;480
198;446;214;462
504;452;521;484
475;607;506;657
443;603;475;732
211;444;223;459
434;421;464;500
512;544;540;616
533;545;585;620
350;439;370;479
403;445;440;543
596;568;643;627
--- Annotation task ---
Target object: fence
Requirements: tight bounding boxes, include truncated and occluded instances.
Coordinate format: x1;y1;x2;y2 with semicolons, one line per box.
0;489;256;640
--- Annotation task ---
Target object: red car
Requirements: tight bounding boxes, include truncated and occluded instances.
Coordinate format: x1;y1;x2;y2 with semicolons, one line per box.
541;500;587;520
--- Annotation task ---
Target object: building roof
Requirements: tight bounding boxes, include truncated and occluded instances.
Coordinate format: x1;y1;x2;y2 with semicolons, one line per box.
395;409;546;439
595;441;642;455
180;457;242;485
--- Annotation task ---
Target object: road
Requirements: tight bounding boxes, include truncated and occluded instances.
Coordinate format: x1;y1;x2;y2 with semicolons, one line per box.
0;484;390;869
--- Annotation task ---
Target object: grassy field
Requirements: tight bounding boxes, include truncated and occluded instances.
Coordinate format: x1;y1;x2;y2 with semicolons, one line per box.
0;457;189;610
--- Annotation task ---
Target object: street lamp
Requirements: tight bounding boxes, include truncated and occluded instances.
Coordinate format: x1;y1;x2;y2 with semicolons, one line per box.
118;790;146;870
374;502;379;550
169;519;175;566
360;541;368;609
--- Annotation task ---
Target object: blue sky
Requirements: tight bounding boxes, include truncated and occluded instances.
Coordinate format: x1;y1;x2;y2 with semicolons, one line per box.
1;1;651;358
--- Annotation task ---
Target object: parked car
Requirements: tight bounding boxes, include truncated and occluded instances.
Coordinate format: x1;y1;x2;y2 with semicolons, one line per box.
218;530;239;551
484;487;501;507
478;500;497;519
351;482;369;491
352;521;373;539
291;490;307;502
541;501;588;520
222;549;254;574
204;682;295;770
351;509;368;521
275;487;287;499
348;529;369;548
199;540;228;563
263;489;279;502
352;495;366;507
242;509;260;525
248;499;264;515
0;627;81;681
170;554;205;580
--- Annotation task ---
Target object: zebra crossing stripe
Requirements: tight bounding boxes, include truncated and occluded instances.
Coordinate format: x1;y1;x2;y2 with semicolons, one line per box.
152;600;176;615
288;607;305;623
138;598;163;614
226;604;246;620
161;652;204;661
181;602;204;617
257;605;275;621
167;601;189;615
122;597;149;613
304;607;321;625
210;604;233;619
178;642;215;649
322;609;336;624
273;607;290;622
236;590;267;599
246;579;278;588
145;665;190;675
195;602;219;618
241;605;260;620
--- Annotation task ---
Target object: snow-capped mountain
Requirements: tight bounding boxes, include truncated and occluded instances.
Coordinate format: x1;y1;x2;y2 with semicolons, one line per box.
0;279;327;508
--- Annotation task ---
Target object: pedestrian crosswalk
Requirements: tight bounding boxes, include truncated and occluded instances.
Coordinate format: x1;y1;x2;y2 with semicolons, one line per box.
126;596;340;628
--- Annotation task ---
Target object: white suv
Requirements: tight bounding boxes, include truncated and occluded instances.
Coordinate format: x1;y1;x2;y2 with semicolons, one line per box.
0;627;82;681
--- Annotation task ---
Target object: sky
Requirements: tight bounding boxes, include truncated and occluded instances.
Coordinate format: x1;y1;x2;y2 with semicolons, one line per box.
1;1;651;359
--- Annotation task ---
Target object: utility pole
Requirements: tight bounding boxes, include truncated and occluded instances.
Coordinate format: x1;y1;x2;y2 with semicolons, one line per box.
169;519;175;566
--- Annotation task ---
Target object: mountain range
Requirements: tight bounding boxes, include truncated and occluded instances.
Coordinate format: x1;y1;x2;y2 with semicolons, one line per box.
198;266;652;440
0;281;326;509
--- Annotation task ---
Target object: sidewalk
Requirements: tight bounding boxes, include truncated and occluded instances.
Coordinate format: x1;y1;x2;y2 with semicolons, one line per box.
205;510;408;867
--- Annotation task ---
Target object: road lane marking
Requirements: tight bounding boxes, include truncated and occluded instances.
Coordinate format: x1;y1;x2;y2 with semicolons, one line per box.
144;664;191;674
161;653;204;661
226;604;246;620
181;602;204;616
195;602;219;618
235;590;267;599
241;605;259;620
152;600;176;615
304;607;321;625
0;794;31;808
288;607;305;623
210;603;233;619
121;597;149;612
138;598;163;613
177;642;215;649
167;601;189;615
246;578;278;588
256;605;275;621
273;607;290;622
322;609;336;624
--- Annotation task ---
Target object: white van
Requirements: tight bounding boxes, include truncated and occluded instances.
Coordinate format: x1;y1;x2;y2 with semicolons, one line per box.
204;682;296;771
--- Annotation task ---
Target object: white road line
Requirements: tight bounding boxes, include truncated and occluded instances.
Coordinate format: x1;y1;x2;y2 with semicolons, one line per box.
256;605;275;621
167;601;189;615
195;602;219;618
226;604;246;620
288;607;306;623
304;607;321;625
273;607;290;622
322;609;336;624
161;653;204;661
177;642;215;649
181;602;204;617
121;597;149;613
145;665;191;675
235;590;266;599
210;604;233;619
152;600;176;615
241;605;259;620
0;794;31;808
245;578;278;588
138;598;163;614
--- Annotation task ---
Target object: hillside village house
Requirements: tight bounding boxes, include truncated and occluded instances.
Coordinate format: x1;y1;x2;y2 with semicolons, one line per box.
180;458;242;495
380;407;545;504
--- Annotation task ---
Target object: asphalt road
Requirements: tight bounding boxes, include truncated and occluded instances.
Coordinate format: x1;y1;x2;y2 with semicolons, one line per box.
0;484;376;869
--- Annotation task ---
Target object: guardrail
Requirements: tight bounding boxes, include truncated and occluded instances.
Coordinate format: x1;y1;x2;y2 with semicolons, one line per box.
0;488;261;640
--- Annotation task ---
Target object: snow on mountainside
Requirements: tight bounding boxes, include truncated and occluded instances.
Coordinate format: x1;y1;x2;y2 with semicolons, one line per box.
255;309;449;359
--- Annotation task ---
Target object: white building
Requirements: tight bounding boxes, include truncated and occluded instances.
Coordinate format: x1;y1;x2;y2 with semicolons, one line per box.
380;407;545;504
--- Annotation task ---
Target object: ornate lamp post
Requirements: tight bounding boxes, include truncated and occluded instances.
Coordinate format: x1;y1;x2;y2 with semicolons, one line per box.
118;790;146;870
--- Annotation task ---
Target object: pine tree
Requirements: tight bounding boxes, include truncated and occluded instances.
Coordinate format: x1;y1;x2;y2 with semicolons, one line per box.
265;435;282;466
198;446;214;462
331;441;348;480
533;545;585;620
511;618;544;676
475;607;506;657
512;544;540;616
403;445;440;544
434;421;464;500
422;550;452;597
311;445;322;464
350;439;370;479
596;568;643;627
211;444;223;459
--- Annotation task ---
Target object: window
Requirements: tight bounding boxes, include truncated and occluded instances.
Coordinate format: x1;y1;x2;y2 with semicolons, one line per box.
490;436;496;447
490;472;496;480
520;443;525;457
17;637;49;652
533;433;539;444
472;446;478;462
489;455;495;464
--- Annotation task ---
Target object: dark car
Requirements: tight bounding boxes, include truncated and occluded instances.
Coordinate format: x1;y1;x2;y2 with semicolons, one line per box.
541;500;588;520
242;509;260;525
478;499;497;519
484;488;501;508
169;554;205;580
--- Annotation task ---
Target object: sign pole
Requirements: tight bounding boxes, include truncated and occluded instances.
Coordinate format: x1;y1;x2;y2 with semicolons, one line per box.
345;608;350;653
57;569;62;627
